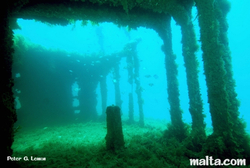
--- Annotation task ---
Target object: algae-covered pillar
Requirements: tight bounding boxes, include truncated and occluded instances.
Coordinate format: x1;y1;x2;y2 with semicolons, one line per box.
134;67;144;126
195;0;229;136
78;76;99;121
105;105;125;151
173;4;206;148
133;46;144;127
100;75;107;119
124;40;144;126
113;61;123;108
195;0;250;160
126;48;134;124
157;14;187;142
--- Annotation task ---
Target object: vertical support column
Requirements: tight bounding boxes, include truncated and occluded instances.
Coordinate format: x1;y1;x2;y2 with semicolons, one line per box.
133;41;144;127
105;105;125;151
195;0;230;136
195;0;250;161
100;76;107;119
113;63;123;108
128;93;134;123
157;14;187;142
78;77;98;121
215;0;243;130
178;10;206;148
126;47;134;124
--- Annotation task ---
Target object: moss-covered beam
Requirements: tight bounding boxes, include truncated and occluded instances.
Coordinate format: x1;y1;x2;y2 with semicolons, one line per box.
12;1;168;30
88;0;194;16
9;0;195;33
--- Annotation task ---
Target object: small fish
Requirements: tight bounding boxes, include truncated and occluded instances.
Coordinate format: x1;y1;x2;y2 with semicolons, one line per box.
77;60;80;62
74;110;80;114
14;126;22;133
15;89;21;94
113;79;117;83
69;70;73;73
145;75;151;78
148;83;154;87
153;74;159;79
139;87;145;92
15;73;21;78
74;88;81;91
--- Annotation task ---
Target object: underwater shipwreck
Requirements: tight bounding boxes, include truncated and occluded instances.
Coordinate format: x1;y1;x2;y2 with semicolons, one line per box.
2;0;250;167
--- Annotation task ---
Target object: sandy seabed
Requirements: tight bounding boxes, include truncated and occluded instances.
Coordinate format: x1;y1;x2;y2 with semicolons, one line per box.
12;118;189;168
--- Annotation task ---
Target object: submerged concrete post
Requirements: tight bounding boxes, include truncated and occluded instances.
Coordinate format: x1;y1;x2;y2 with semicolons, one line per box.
105;105;125;151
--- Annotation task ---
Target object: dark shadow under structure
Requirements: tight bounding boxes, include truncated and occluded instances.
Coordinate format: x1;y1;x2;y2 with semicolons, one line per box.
2;0;250;166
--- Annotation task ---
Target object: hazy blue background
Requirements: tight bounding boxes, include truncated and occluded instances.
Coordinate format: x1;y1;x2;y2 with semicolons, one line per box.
13;0;250;131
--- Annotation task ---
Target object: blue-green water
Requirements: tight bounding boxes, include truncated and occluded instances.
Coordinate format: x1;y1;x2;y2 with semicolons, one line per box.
12;0;250;132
